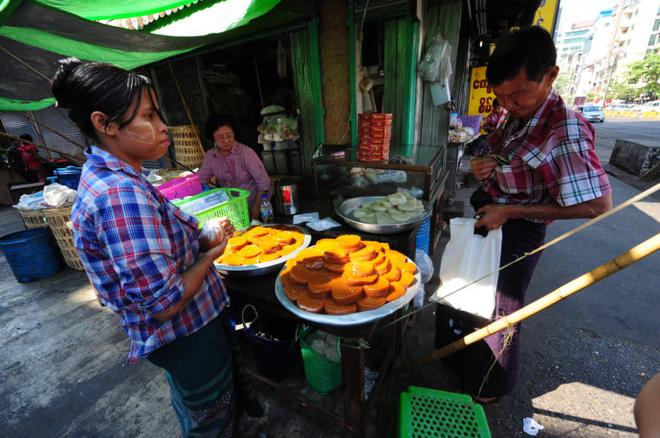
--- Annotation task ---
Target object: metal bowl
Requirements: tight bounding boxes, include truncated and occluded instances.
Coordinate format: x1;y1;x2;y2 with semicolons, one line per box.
335;196;430;235
214;224;312;277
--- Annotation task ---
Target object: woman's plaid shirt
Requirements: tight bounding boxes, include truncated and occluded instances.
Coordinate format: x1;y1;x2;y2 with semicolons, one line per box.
72;146;229;364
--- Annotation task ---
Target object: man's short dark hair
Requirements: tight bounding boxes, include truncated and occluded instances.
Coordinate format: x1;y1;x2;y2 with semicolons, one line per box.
486;26;557;85
204;114;238;140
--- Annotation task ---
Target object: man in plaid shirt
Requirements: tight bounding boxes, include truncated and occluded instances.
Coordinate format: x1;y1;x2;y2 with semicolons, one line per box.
435;27;612;403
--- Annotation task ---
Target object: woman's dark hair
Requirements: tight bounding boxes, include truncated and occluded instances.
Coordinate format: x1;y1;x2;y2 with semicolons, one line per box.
486;26;557;86
204;114;238;140
19;134;33;142
50;57;162;141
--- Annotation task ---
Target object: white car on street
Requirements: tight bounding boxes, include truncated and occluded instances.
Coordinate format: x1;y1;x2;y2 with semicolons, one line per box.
634;100;660;113
581;105;605;123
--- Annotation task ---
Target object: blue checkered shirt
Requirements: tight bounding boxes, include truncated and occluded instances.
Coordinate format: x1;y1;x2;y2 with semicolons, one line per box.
72;146;229;364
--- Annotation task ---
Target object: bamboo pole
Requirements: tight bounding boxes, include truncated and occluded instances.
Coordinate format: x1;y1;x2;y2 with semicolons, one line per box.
26;111;52;160
0;131;84;165
397;233;660;373
21;113;86;150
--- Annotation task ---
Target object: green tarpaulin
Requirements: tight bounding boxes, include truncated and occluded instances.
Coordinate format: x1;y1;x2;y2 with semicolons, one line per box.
0;0;281;111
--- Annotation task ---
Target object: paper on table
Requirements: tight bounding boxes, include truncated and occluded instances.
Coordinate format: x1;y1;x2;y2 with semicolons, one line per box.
306;217;341;231
292;212;320;224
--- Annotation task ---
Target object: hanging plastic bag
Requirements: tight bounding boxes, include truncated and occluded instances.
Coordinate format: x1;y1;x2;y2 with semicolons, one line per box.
430;218;502;319
417;34;453;83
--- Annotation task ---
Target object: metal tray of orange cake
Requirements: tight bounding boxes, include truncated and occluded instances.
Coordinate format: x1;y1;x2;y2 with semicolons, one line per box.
214;224;312;277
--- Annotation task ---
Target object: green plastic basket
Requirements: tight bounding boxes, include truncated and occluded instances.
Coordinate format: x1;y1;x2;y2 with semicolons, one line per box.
298;326;342;395
172;188;250;230
399;386;491;438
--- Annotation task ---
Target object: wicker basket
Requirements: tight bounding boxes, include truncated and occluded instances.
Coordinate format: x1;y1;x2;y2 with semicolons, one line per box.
42;207;85;271
170;125;205;170
17;209;49;229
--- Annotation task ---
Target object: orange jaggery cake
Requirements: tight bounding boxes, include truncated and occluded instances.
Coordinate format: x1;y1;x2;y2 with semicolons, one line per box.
216;225;306;265
278;234;419;314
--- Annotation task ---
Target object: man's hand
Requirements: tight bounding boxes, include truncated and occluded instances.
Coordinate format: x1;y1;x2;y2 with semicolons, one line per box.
475;204;512;230
471;157;498;181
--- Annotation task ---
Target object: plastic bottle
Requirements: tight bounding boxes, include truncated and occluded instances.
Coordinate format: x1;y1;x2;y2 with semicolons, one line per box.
259;194;274;223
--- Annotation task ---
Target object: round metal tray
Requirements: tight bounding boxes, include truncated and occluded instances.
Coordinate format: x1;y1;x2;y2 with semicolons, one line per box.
335;196;430;235
274;256;422;326
214;224;312;277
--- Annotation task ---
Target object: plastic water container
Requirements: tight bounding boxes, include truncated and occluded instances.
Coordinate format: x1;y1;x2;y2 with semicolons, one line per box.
0;228;64;282
54;166;82;190
416;216;431;254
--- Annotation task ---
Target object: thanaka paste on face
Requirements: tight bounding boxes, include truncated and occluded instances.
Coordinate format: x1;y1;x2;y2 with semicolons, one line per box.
123;119;156;146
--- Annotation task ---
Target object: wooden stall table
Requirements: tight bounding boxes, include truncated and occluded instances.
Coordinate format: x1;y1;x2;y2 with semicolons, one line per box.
221;196;419;437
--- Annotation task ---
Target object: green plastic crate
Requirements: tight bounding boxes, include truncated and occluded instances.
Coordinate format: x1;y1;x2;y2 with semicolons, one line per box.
173;188;250;230
399;386;491;438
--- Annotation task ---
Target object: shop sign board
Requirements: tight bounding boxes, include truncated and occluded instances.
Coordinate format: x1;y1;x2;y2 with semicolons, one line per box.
466;66;496;118
534;0;560;36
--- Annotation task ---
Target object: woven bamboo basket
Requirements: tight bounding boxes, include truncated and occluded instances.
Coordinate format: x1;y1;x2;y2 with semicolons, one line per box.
42;207;85;271
170;125;205;170
17;209;49;229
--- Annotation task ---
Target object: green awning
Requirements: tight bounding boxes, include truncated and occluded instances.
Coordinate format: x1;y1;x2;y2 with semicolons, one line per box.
32;0;203;20
0;0;281;111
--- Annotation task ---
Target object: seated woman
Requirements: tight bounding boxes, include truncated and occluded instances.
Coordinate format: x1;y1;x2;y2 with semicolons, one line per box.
199;114;271;220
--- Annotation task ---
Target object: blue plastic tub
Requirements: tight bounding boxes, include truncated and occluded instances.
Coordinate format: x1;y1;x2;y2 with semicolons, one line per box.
0;228;64;282
416;216;431;254
54;166;82;190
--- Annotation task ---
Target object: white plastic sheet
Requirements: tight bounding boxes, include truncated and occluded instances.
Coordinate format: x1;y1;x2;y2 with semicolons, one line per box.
43;183;76;208
431;218;502;319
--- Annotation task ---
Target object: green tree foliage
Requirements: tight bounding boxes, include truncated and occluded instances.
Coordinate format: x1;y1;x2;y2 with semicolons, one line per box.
554;72;573;100
620;53;660;99
610;80;639;101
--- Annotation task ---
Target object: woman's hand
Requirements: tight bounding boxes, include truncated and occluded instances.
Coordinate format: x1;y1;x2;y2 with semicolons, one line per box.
220;217;234;239
199;217;234;251
471;157;497;182
201;234;228;261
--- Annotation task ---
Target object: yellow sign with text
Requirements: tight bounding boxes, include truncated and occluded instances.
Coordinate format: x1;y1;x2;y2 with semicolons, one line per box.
534;0;559;36
467;66;496;118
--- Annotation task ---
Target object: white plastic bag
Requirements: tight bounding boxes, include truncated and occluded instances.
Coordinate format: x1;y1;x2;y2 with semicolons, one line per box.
415;250;434;283
418;34;453;83
431;218;502;319
413;250;434;309
199;218;226;249
43;183;76;208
